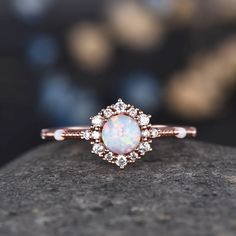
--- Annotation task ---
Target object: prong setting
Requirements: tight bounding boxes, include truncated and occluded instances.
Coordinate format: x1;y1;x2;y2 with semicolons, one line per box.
90;99;155;168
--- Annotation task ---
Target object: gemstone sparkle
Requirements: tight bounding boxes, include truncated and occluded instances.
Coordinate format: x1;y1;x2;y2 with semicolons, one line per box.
102;114;141;155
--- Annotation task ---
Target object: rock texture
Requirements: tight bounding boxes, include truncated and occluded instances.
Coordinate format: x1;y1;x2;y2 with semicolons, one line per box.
0;140;236;236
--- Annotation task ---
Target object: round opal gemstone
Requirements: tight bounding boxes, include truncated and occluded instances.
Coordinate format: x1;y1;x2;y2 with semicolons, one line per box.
102;114;141;155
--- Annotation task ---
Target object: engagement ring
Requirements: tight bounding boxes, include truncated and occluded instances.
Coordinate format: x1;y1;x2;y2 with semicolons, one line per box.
41;99;197;168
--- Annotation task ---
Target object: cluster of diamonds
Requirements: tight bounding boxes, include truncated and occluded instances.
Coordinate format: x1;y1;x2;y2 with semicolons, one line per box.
82;99;159;169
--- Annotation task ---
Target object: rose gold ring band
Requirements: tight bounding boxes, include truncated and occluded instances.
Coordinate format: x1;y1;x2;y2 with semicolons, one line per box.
41;125;197;141
41;99;198;168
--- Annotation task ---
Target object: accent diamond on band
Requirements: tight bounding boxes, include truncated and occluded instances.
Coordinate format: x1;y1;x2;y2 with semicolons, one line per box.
41;99;197;168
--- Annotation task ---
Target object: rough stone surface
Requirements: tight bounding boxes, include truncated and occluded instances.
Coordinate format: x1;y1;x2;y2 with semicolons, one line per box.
0;140;236;236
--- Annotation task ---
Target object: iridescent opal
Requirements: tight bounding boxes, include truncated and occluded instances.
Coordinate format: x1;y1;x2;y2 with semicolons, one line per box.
102;114;141;154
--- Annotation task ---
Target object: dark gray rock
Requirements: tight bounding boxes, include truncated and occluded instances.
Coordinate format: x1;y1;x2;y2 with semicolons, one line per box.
0;139;236;236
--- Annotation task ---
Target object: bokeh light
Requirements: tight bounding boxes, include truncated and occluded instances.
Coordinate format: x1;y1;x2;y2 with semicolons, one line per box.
166;36;236;120
107;1;163;50
26;35;59;68
67;23;112;73
39;72;100;125
144;0;172;16
166;77;224;120
3;0;236;166
121;73;161;111
10;0;54;22
198;0;236;26
167;0;196;25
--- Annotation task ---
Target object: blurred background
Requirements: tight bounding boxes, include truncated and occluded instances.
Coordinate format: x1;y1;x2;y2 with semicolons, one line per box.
1;0;236;167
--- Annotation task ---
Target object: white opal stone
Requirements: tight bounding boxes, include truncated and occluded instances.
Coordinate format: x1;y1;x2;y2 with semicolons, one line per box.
102;114;141;154
175;127;187;139
54;129;64;141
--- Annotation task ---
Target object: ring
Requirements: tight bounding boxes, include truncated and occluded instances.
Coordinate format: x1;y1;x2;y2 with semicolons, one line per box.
41;99;197;168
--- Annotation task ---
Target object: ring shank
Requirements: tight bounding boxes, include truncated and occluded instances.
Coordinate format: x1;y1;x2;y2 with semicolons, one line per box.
41;125;197;140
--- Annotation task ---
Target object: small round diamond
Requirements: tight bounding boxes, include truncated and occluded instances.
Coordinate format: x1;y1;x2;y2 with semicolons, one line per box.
139;114;150;126
82;130;91;140
91;131;100;139
129;152;139;161
114;99;127;113
128;108;138;118
54;129;64;141
142;129;150;138
104;152;113;161
139;142;151;153
103;108;113;118
116;155;127;168
151;128;159;138
92;115;104;127
92;143;104;154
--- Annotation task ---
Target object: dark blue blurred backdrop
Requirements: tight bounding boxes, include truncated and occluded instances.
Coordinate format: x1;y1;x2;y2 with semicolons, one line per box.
1;0;236;166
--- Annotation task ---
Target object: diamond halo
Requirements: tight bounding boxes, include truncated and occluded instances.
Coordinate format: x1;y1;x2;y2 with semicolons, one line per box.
90;99;153;168
41;99;197;168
